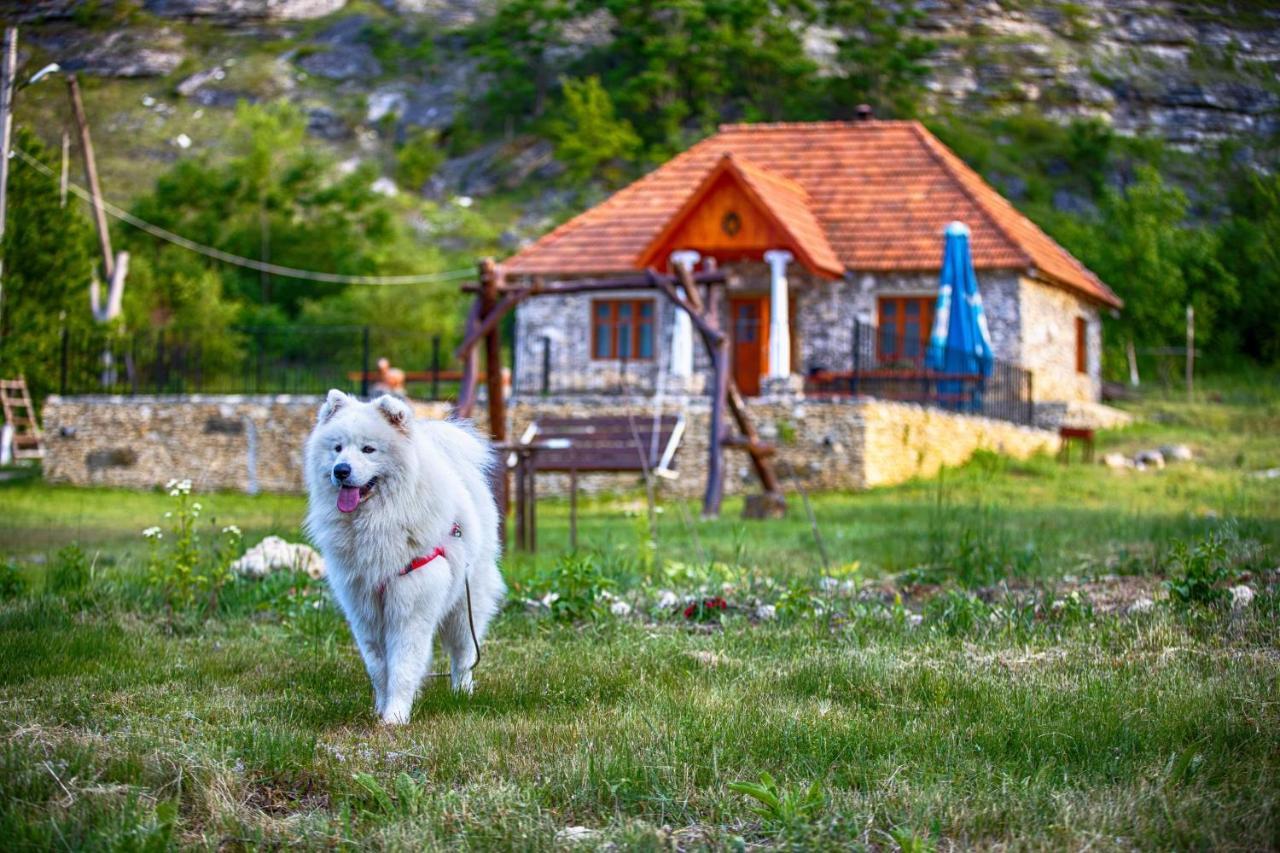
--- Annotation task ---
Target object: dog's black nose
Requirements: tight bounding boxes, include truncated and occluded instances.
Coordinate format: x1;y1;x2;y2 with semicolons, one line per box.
333;462;352;481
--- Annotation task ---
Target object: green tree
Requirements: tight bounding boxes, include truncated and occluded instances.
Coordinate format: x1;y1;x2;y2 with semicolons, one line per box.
1066;167;1237;359
0;129;96;400
471;0;577;124
1218;171;1280;363
546;76;641;183
822;0;934;118
125;102;403;318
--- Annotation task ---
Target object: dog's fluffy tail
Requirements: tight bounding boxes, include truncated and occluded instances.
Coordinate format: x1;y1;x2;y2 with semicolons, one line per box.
426;418;498;477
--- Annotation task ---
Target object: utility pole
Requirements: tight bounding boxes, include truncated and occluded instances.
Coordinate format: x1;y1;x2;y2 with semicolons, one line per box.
1185;304;1195;403
68;73;127;323
0;26;18;340
67;73;113;281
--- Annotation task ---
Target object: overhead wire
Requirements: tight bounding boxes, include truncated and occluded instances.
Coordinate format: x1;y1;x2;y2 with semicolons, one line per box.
11;146;476;286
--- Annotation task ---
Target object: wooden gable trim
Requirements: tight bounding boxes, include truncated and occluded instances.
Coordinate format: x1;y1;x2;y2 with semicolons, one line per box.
635;153;844;279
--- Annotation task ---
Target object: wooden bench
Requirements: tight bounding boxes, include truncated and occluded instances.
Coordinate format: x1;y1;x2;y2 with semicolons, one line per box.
509;414;684;551
1058;426;1095;463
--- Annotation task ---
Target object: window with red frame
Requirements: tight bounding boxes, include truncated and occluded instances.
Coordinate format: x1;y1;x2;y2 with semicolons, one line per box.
877;296;935;363
591;299;655;360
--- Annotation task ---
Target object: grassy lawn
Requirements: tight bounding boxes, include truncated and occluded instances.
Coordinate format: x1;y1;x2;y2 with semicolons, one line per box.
1;392;1278;849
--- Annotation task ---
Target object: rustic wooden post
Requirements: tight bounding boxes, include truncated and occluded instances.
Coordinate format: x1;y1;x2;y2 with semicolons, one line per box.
703;276;728;518
480;258;509;540
454;299;481;418
569;466;578;550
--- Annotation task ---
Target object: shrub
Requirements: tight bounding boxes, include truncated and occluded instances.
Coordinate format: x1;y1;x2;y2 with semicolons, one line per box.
144;480;241;616
0;561;27;600
48;544;90;596
1164;530;1232;606
395;128;445;192
545;76;641;184
537;553;613;622
728;772;825;832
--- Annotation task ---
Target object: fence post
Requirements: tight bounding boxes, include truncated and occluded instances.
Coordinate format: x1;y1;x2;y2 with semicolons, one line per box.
59;327;69;395
430;334;440;400
541;335;551;396
1025;370;1034;426
851;319;862;396
360;326;370;399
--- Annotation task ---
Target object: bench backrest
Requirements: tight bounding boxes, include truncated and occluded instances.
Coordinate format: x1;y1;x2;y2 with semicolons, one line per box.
526;415;682;473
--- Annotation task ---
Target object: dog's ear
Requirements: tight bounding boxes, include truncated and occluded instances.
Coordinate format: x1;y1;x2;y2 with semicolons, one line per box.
318;389;349;424
374;395;413;435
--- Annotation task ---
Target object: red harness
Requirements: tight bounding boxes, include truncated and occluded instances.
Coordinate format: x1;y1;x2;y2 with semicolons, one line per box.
377;522;461;598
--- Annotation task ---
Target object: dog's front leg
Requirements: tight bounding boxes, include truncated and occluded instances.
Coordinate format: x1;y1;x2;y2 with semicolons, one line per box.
380;574;449;725
345;598;389;715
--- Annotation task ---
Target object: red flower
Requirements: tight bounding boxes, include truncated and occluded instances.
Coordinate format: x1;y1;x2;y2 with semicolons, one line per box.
683;597;729;619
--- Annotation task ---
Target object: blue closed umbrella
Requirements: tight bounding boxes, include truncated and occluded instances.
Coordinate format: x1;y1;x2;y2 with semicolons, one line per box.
927;221;994;410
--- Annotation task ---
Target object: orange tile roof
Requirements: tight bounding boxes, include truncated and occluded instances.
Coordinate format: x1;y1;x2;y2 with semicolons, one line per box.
505;121;1121;308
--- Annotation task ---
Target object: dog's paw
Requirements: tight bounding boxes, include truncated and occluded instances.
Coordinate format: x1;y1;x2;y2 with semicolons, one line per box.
379;708;411;726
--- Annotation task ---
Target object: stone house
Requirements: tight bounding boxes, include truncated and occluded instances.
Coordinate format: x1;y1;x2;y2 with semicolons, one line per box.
504;119;1121;412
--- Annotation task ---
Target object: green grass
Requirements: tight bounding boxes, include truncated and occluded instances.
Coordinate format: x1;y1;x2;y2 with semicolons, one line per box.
1;393;1278;848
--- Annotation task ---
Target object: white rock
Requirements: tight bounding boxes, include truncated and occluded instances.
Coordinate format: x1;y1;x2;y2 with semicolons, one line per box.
1160;444;1193;462
370;176;398;197
1102;452;1133;469
556;826;600;844
1135;449;1165;470
1127;597;1155;615
174;133;192;149
232;536;325;580
755;604;777;621
1230;585;1254;610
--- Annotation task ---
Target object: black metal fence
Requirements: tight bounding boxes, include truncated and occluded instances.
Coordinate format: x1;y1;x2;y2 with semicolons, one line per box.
56;326;463;400
516;319;1034;425
804;319;1034;425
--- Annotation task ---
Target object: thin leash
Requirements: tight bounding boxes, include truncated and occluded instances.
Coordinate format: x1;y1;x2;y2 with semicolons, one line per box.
377;521;482;679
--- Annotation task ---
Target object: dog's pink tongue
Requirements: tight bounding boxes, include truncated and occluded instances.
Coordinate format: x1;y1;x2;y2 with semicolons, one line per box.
337;486;361;513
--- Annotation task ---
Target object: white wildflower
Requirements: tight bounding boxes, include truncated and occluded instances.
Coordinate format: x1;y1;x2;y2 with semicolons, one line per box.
222;525;241;537
169;488;180;497
142;526;163;540
609;600;632;617
540;591;560;608
165;479;179;489
819;576;839;592
192;502;202;511
755;604;777;621
164;511;172;519
656;589;678;609
907;613;924;628
1230;585;1255;610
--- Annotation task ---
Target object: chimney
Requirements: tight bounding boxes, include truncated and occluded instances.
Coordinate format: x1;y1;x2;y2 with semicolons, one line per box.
855;104;873;122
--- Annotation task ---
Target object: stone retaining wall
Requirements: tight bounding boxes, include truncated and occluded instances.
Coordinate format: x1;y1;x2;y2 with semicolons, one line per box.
41;395;449;493
42;393;1059;497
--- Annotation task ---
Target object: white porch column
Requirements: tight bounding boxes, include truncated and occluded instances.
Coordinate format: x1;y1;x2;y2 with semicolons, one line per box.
668;250;700;379
763;249;793;378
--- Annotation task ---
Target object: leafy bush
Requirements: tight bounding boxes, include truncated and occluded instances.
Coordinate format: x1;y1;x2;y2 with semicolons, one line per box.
395;128;445;192
537;553;613;621
1164;530;1232;606
545;75;641;184
144;480;241;616
728;772;825;831
48;544;91;596
0;561;27;600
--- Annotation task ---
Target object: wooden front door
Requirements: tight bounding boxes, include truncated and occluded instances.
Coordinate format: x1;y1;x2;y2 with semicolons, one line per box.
730;297;769;396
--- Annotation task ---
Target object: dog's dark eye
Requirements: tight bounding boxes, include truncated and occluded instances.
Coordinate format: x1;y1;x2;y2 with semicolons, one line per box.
362;445;376;454
334;444;342;452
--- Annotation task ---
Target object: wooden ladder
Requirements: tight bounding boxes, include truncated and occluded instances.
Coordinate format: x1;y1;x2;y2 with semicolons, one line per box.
0;377;44;460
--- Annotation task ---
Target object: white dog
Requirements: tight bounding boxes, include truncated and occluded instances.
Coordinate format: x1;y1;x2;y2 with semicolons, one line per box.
303;390;505;725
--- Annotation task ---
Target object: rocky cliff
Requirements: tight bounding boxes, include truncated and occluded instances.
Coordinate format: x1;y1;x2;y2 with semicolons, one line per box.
1;0;1276;202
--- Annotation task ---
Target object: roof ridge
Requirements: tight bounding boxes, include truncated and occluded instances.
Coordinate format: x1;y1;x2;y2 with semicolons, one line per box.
717;119;916;132
907;122;1033;269
910;123;1117;303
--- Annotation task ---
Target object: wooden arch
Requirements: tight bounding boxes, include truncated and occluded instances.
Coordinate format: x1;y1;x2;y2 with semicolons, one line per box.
453;258;783;520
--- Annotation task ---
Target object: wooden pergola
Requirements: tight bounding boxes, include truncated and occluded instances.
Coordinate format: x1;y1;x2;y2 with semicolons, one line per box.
452;258;783;521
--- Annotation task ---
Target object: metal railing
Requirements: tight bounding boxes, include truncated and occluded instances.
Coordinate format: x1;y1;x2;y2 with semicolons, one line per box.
803;319;1034;425
54;326;464;400
515;319;1034;425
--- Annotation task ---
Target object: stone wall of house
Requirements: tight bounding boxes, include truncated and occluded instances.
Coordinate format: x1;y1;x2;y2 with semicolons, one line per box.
505;394;1059;499
41;395;450;493
1018;277;1102;403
